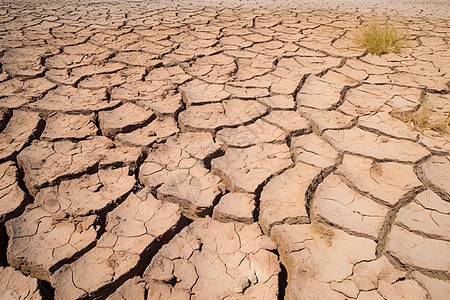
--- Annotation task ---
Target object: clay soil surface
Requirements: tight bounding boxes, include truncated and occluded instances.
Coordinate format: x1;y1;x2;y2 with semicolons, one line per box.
0;0;449;299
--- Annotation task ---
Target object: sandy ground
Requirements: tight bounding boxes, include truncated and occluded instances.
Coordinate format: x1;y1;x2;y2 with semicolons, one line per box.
0;0;449;299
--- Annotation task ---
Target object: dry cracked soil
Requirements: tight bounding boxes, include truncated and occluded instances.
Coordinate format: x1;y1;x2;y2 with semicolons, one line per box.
0;0;449;299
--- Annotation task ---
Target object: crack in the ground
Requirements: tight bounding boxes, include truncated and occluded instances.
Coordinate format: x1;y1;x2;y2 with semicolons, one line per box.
305;154;343;219
375;186;426;257
1;2;449;299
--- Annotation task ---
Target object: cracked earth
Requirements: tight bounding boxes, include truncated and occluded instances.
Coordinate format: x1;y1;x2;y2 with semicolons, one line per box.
0;0;449;299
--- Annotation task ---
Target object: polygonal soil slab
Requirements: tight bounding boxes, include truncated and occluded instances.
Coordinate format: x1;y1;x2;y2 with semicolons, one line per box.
224;85;270;99
146;65;191;84
396;189;450;240
143;217;279;299
291;133;338;168
211;143;292;193
347;256;428;300
336;154;423;206
45;62;126;86
156;164;223;218
0;110;42;161
212;193;255;224
259;162;322;234
107;277;146;300
179;79;230;106
78;67;147;89
216;119;286;147
34;166;135;216
257;94;295;110
323;127;430;163
299;107;356;133
1;46;56;79
0;161;26;221
270;223;377;300
0;266;42;299
139;132;223;218
419;131;450;154
51;190;182;300
412;271;450;300
296;74;357;110
178;99;268;132
313;174;389;239
386;225;450;275
339;84;422;116
115;117;179;147
41;113;97;141
111;83;183;115
17;137;142;196
6;210;97;281
27;86;120;113
98;102;155;137
273;56;341;82
44;45;111;69
183;53;236;83
112;51;160;67
358;109;420;141
0;78;56;109
417;155;450;199
262;110;310;134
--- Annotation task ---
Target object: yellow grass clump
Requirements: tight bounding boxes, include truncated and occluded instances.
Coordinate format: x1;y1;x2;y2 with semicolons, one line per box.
355;22;408;55
392;104;450;134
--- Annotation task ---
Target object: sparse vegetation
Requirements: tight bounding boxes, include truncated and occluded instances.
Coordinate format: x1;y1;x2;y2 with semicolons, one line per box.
392;104;450;134
355;21;408;55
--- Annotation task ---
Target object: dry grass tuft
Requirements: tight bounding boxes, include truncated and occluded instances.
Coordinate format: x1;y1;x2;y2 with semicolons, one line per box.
355;22;408;55
392;104;450;134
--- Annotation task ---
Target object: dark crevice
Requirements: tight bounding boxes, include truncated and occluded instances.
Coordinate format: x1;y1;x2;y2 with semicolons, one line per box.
0;109;12;133
185;217;194;227
33;118;47;141
393;276;406;283
0;223;8;266
292;73;310;110
38;279;55;300
330;29;348;46
327;82;362;111
207;191;225;218
173;97;187;133
316;215;378;241
143;286;149;300
141;68;149;82
93;112;103;136
397;220;450;243
203;148;225;170
105;88;112;102
132;149;148;192
228;59;239;77
305;154;343;218
276;252;288;300
253;162;295;223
